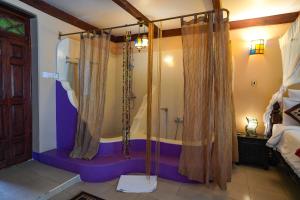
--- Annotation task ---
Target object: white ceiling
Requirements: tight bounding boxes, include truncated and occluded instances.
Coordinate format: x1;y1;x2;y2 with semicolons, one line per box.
44;0;139;35
43;0;300;35
223;0;300;21
127;0;212;30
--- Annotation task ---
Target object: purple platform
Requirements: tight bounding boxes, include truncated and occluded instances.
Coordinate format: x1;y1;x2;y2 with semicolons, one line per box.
33;81;192;183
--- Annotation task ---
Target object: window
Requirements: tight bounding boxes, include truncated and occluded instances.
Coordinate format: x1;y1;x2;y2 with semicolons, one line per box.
0;15;25;36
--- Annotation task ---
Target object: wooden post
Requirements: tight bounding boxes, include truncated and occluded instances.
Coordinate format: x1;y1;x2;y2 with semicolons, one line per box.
146;22;154;176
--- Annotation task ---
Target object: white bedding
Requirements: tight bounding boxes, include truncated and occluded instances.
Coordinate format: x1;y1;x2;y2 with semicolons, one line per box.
267;124;300;177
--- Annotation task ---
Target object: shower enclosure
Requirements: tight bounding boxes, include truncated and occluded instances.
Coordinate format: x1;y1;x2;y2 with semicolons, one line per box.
56;36;184;141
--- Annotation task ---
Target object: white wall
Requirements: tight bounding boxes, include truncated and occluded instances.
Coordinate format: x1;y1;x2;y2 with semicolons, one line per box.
56;38;121;138
102;52;120;137
3;0;82;152
113;37;185;140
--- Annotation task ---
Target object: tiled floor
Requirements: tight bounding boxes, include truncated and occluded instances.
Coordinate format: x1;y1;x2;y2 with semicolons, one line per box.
0;161;299;200
0;160;79;200
51;165;300;200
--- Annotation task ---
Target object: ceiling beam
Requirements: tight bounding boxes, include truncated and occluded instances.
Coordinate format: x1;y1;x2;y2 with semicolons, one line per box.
111;0;159;34
230;11;299;29
19;0;98;31
17;0;300;43
112;0;150;23
113;11;299;42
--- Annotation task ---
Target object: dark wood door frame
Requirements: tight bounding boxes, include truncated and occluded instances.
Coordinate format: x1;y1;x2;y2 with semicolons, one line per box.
0;4;32;169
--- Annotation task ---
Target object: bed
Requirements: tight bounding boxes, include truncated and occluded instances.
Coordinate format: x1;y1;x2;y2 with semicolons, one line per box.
267;102;300;183
263;13;300;184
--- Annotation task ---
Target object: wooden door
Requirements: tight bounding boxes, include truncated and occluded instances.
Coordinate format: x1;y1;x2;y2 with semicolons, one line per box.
0;5;31;169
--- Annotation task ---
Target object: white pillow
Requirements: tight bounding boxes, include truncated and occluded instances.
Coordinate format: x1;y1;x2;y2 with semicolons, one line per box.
288;89;300;100
282;97;300;126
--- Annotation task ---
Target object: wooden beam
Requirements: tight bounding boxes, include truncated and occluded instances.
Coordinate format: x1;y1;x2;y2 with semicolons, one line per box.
112;0;150;23
112;0;159;34
19;0;98;31
212;0;221;10
112;11;299;42
230;11;299;30
18;0;299;43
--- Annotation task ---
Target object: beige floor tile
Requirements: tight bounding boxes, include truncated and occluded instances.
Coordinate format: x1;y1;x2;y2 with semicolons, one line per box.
50;191;74;200
15;160;76;183
231;165;248;186
226;181;251;200
0;166;59;200
177;183;232;200
246;167;288;195
2;160;296;200
280;175;300;200
249;186;289;200
65;181;114;197
101;187;139;200
145;179;182;200
136;193;160;200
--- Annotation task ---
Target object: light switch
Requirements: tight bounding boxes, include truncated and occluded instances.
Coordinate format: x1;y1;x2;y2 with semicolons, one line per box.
42;72;59;79
251;80;257;87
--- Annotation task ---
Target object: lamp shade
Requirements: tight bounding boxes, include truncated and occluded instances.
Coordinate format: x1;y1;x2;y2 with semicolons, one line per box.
245;117;258;135
134;34;148;51
249;39;264;55
134;36;143;50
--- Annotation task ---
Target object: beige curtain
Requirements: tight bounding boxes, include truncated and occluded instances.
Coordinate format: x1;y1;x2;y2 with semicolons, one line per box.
179;12;237;189
70;31;111;160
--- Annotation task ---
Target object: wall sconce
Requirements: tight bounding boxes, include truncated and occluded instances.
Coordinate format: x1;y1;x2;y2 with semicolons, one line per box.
249;39;264;55
245;117;258;136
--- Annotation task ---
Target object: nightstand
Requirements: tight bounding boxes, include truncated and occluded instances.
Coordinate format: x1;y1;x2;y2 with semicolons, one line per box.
237;133;269;169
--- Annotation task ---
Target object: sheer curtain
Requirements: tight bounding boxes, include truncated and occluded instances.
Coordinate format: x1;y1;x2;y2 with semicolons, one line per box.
70;31;111;160
263;15;300;135
179;12;236;189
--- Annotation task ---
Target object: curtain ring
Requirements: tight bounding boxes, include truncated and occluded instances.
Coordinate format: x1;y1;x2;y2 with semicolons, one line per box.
180;17;184;25
194;15;197;23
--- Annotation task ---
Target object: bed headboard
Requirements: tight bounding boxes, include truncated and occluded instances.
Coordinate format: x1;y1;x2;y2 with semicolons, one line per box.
268;102;282;137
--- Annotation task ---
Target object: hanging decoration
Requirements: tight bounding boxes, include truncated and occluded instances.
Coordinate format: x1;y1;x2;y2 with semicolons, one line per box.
134;22;148;52
122;31;136;157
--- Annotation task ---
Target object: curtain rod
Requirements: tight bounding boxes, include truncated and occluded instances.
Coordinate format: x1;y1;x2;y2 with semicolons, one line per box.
59;8;229;38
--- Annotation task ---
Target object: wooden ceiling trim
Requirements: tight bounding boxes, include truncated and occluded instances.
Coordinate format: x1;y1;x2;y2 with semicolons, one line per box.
230;11;299;30
113;11;299;42
19;0;98;31
18;1;299;43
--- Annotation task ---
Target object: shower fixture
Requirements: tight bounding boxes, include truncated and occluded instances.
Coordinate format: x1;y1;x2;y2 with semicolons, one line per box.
122;31;135;157
65;56;79;64
174;117;184;140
